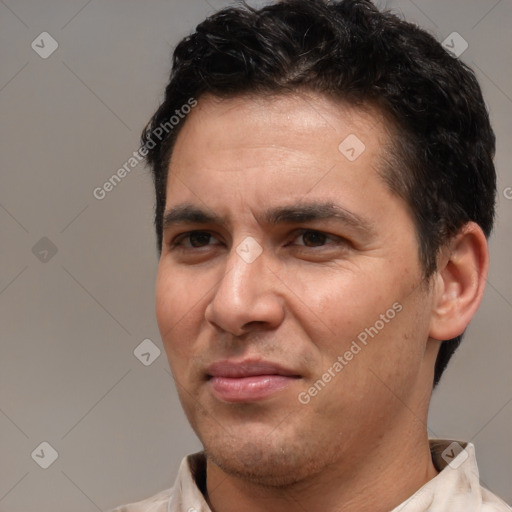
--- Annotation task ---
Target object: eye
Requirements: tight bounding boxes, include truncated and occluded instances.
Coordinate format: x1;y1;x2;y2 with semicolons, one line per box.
292;229;343;248
170;231;221;249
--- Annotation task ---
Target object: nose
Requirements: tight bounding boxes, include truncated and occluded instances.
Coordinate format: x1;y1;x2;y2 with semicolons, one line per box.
204;240;285;336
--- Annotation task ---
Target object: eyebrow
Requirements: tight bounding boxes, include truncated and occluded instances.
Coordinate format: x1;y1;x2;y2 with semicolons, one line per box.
162;201;375;237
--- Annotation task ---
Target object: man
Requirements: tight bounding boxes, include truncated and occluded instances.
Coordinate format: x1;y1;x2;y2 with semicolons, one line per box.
111;0;510;510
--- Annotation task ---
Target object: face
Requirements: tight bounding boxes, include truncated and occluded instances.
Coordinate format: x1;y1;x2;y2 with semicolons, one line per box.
156;92;438;486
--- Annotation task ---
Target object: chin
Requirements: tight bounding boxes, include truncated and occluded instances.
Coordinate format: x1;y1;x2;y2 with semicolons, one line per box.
202;430;331;488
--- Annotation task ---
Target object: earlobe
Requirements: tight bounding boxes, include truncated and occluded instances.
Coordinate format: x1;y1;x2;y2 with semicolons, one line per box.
429;222;489;341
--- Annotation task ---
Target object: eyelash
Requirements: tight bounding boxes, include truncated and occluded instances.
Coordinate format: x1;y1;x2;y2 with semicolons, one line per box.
168;229;346;250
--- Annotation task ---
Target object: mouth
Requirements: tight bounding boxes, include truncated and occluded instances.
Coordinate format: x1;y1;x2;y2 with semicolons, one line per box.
206;360;301;403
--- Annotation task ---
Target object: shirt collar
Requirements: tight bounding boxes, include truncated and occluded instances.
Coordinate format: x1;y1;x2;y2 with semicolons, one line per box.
390;439;482;511
166;439;495;512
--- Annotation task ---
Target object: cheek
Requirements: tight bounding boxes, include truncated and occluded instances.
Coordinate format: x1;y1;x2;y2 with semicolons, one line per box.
155;265;202;358
155;269;177;333
300;271;388;339
156;260;206;320
302;268;427;382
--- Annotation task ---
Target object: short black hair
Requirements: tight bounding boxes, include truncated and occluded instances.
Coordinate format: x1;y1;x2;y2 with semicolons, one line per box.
142;0;496;387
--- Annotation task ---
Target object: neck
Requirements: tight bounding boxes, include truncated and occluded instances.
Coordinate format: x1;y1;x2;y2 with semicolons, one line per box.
205;427;439;512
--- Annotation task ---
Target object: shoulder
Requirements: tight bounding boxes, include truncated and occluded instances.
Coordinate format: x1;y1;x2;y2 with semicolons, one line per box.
480;486;512;512
107;451;206;512
107;487;173;512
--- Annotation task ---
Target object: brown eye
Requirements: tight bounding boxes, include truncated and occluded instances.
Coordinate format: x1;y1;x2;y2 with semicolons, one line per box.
171;231;219;249
301;231;328;247
188;232;212;247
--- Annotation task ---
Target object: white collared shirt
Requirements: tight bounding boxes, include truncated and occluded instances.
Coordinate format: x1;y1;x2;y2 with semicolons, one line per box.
109;439;511;512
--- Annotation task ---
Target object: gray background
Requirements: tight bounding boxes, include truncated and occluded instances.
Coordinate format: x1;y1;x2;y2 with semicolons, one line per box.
0;0;510;510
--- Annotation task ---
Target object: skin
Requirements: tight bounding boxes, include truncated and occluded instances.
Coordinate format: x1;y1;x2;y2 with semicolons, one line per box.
155;92;489;512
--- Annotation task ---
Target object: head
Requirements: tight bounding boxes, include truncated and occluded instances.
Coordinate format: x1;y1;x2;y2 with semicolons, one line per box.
147;0;495;488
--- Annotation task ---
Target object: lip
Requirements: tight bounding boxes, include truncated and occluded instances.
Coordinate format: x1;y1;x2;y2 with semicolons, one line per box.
206;360;301;402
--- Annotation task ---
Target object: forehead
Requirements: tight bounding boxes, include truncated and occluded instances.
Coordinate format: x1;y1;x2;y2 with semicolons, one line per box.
169;91;391;170
165;91;399;224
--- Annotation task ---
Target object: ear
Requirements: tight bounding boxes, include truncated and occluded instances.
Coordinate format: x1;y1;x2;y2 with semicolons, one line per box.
429;222;489;341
